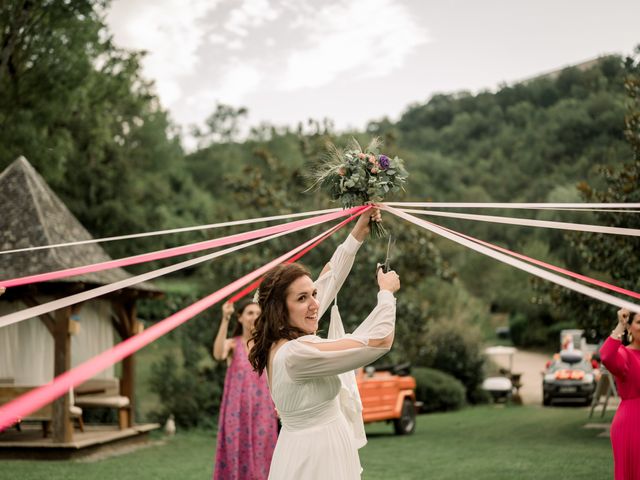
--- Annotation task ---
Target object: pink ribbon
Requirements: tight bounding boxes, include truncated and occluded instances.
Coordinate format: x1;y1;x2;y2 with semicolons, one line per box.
384;205;640;312
436;221;640;300
0;207;366;288
0;212;366;430
227;208;369;303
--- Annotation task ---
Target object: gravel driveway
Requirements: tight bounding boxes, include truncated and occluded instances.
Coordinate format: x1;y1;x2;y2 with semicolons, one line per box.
488;349;551;405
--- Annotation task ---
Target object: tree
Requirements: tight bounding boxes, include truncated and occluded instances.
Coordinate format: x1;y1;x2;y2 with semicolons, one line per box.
0;0;109;180
192;103;249;147
545;47;640;336
0;0;215;258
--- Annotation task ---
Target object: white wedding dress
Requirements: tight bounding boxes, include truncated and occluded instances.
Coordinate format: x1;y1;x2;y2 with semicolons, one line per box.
267;234;397;479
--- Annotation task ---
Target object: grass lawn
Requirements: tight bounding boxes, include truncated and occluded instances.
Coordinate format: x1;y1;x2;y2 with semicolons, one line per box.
361;406;613;480
0;406;613;480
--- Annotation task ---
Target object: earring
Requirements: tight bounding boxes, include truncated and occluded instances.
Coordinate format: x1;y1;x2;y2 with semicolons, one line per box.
628;332;634;343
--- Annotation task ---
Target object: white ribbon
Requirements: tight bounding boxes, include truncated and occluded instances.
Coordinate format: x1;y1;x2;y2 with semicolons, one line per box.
0;207;341;255
0;220;317;329
396;208;640;237
383;205;640;312
384;201;640;210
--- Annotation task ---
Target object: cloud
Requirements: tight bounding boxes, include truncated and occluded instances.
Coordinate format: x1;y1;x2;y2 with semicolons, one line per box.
224;0;280;37
107;0;220;105
279;0;429;90
179;62;263;123
106;0;428;147
213;62;264;105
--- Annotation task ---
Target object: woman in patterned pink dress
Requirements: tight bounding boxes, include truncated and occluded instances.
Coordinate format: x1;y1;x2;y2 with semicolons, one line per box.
212;299;278;480
600;308;640;480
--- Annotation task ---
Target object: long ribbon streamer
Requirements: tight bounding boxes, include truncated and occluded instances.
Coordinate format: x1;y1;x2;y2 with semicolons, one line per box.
226;214;355;303
0;212;365;430
396;208;640;237
0;207;365;288
0;213;340;329
433;222;640;300
385;201;640;210
0;208;342;256
4;202;636;257
383;206;640;312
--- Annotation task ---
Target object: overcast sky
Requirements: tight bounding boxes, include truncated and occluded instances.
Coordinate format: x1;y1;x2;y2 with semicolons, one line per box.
106;0;640;148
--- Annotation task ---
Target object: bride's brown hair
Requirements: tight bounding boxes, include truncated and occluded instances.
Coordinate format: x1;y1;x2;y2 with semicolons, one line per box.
249;263;310;375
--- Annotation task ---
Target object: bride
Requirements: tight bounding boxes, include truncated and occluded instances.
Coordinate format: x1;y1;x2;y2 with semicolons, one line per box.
249;208;400;479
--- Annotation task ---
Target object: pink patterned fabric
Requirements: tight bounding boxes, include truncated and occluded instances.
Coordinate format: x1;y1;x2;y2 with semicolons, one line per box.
214;337;278;480
600;337;640;480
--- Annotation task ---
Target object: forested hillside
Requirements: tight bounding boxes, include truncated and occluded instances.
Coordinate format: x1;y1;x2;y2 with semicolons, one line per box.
185;54;637;347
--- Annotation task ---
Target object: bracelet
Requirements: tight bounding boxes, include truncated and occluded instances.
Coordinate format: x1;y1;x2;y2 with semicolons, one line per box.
611;330;624;340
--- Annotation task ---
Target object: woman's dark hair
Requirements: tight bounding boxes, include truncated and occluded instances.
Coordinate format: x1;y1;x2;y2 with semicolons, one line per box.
231;298;259;337
622;311;639;346
249;263;310;375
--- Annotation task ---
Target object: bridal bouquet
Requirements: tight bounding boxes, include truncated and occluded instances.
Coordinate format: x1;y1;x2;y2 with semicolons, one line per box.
307;138;408;237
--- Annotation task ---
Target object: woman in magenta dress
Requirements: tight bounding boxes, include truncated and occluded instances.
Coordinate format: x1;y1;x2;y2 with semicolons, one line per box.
600;307;640;480
212;299;278;480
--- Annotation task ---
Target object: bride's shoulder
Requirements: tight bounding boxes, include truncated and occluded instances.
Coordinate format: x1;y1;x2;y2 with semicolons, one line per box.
270;339;290;361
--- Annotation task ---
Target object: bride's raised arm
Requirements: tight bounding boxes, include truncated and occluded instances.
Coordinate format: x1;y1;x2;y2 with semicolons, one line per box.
314;207;381;318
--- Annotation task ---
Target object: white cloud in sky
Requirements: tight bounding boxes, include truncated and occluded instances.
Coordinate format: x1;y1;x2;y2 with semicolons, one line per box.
107;0;220;105
224;0;280;37
213;62;264;105
107;0;428;133
209;33;227;45
280;0;429;90
181;61;262;122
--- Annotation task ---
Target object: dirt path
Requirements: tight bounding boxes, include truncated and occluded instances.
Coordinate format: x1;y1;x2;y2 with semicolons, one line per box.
489;349;550;405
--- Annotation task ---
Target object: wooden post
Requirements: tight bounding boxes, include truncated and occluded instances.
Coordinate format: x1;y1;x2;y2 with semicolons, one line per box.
119;300;137;428
52;306;72;443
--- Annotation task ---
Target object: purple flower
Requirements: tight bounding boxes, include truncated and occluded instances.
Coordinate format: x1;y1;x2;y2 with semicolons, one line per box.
378;154;390;170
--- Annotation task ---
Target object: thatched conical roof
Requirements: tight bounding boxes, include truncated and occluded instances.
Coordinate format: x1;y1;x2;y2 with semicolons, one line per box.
0;157;158;292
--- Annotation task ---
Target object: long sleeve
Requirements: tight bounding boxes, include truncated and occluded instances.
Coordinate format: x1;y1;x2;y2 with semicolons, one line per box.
328;303;367;449
314;233;362;319
600;337;629;379
284;290;396;382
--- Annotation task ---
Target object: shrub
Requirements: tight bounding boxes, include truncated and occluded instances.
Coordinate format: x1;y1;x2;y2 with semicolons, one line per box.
418;316;486;403
413;367;466;413
148;322;226;429
509;312;552;347
148;353;224;429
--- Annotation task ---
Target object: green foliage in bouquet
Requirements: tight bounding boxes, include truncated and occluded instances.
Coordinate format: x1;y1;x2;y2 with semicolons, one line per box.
307;137;408;237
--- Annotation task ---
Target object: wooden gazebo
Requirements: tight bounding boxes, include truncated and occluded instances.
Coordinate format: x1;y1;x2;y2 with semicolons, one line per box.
0;157;163;457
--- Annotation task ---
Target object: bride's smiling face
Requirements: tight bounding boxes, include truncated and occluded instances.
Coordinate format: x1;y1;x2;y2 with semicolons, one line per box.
285;275;319;334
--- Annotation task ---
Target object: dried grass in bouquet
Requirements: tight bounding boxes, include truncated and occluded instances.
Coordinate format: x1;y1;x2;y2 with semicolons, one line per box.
306;137;408;238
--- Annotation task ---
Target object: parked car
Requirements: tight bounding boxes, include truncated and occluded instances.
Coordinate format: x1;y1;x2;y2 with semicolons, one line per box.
542;350;596;406
356;363;420;435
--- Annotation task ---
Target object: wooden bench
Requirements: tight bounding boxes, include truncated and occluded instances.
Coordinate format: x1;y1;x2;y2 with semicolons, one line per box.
74;378;131;429
0;385;83;437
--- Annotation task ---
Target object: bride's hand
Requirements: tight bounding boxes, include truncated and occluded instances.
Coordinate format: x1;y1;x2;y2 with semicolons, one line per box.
377;269;400;293
352;207;381;241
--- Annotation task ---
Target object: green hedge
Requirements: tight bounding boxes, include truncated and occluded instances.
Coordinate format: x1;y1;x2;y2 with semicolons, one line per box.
413;367;466;413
